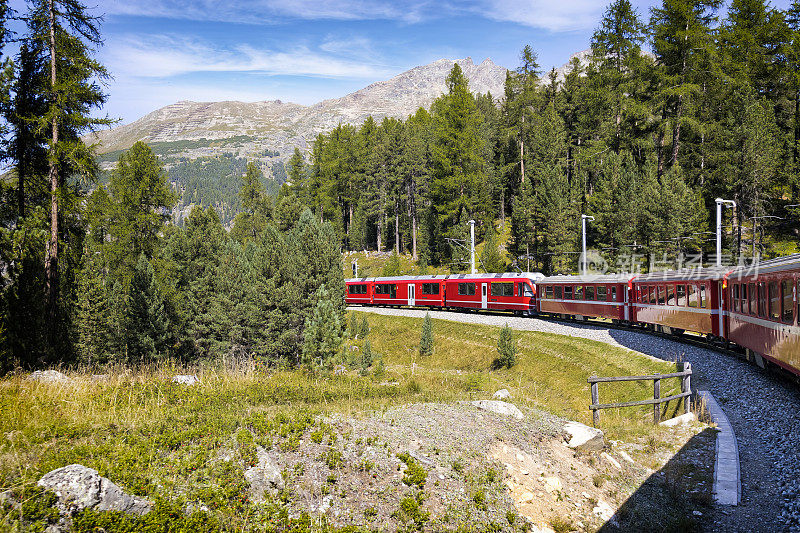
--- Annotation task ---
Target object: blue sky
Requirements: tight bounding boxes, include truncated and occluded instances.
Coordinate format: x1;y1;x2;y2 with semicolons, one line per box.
18;0;794;124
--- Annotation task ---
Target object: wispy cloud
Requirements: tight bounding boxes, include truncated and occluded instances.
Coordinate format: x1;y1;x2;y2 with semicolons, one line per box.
100;0;432;24
104;35;393;79
478;0;609;32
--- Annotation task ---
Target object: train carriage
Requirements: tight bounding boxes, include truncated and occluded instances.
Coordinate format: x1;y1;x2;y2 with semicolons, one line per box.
443;273;543;314
536;274;636;321
632;268;732;337
345;278;373;306
726;254;800;375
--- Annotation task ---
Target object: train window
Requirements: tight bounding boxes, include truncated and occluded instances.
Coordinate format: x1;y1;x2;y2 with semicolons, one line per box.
658;286;666;305
586;286;595;300
564;286;573;299
733;284;739;312
749;283;756;315
521;283;534;297
611;286;618;301
769;281;780;320
758;283;767;317
545;286;554;299
782;280;793;324
555;286;563;299
740;284;747;313
687;285;698;307
699;284;707;308
597;286;607;300
421;283;440;295
650;286;657;304
458;283;476;296
666;285;676;306
491;283;514;297
676;285;686;306
575;286;584;299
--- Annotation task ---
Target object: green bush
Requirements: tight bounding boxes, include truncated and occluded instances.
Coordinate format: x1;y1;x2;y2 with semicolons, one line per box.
492;323;516;369
419;313;433;356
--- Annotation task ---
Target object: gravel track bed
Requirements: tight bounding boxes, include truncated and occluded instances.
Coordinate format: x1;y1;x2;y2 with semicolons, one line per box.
351;306;800;532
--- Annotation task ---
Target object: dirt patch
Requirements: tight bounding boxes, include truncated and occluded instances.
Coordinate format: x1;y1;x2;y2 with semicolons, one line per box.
239;402;715;532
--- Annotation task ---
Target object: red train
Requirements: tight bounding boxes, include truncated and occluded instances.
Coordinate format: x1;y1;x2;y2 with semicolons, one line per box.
346;254;800;377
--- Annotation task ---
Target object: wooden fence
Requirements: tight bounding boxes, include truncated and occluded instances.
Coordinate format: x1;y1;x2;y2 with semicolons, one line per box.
588;362;692;426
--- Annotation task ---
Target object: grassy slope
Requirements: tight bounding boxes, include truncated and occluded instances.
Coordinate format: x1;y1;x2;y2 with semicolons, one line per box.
0;313;684;530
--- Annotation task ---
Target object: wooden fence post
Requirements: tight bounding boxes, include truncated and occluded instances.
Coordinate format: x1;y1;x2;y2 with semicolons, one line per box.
591;379;599;427
683;363;691;414
653;377;661;424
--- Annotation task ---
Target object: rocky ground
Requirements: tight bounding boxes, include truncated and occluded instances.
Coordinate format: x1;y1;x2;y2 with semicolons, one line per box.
354;306;800;532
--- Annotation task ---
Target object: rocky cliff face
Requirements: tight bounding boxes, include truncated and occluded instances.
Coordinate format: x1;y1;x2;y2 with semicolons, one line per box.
91;57;511;164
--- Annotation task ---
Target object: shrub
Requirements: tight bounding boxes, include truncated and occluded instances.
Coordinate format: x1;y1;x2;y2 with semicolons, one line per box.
397;452;427;488
359;316;370;338
301;284;344;371
492;323;516;369
360;340;374;375
419;313;433;356
349;312;358;338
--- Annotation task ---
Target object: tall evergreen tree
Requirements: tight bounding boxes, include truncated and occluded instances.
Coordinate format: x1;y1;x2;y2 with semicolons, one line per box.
123;254;170;362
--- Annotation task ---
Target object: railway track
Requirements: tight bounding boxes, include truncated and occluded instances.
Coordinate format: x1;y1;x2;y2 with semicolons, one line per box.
350;305;800;532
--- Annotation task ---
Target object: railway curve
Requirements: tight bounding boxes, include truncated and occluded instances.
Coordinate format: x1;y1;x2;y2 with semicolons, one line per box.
350;306;800;532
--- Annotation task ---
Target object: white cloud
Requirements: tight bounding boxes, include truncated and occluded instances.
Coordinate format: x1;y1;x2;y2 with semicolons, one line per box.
103;35;393;79
99;0;430;23
479;0;608;32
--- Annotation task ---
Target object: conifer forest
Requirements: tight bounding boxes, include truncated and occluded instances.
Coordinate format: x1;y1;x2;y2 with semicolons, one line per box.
2;0;800;370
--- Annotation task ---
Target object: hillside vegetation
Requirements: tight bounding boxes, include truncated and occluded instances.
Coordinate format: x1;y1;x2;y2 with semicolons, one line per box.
0;313;710;532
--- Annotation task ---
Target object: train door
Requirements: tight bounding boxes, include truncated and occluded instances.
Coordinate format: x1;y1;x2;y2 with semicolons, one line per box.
481;283;488;309
408;284;415;307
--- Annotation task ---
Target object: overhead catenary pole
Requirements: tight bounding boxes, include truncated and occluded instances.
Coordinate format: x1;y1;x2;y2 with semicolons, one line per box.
581;215;594;276
715;198;736;268
469;220;476;274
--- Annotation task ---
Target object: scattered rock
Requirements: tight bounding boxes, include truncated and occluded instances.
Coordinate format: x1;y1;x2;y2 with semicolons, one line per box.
563;421;605;451
659;412;696;427
333;365;347;376
37;464;151;515
592;499;615;521
29;370;71;383
492;388;512;400
318;494;333;514
244;447;284;502
470;400;524;420
90;374;109;382
172;374;199;385
542;476;562;494
617;450;635;464
600;452;621;469
520;491;535;503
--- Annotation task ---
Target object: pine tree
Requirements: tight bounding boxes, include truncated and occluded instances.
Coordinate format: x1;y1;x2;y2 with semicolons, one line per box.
76;245;112;365
480;223;505;273
301;284;344;371
382;251;402;276
493;324;516;369
26;0;114;321
430;64;488;253
349;312;359;339
360;339;373;375
123;254;170;363
359;316;370;338
419;312;433;356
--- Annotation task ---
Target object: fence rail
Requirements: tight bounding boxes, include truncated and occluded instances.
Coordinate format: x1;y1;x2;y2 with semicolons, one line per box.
588;362;692;426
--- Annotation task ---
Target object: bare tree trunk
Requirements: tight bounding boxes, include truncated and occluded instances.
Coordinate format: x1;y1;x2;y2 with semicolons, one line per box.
670;95;683;167
395;207;400;255
519;139;525;186
44;0;59;321
408;179;417;260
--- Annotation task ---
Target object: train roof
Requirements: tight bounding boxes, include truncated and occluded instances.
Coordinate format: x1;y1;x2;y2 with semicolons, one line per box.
725;253;800;279
634;266;734;282
345;272;545;283
539;274;638;284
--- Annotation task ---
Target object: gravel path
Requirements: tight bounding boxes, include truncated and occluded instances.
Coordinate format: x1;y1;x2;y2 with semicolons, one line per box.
351;306;800;532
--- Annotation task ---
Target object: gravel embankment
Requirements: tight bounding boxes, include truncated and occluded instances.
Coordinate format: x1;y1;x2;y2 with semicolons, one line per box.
351;306;800;532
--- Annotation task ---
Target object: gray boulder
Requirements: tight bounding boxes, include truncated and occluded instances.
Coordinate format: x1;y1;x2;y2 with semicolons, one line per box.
563;421;605;451
29;370;71;383
171;374;199;385
471;400;524;420
492;389;512;400
244;447;284;502
37;464;151;515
